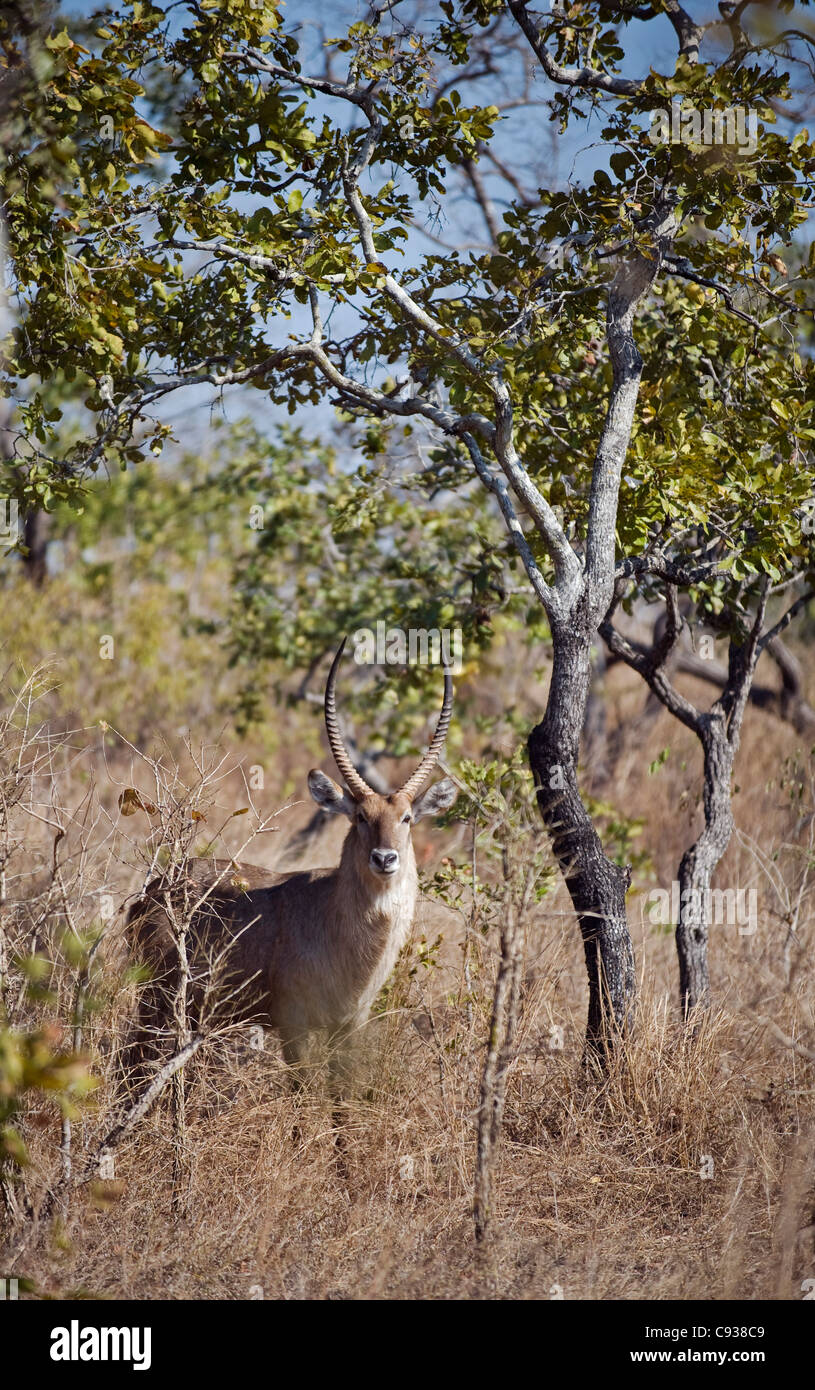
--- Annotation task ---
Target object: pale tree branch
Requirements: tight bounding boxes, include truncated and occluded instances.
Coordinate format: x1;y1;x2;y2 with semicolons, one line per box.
333;92;580;595
230;48;377;109
461;430;557;618
490;387;582;600
341;124;492;381
585;199;679;622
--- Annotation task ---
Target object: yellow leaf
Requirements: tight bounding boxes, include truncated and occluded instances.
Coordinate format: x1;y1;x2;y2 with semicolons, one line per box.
118;788;157;817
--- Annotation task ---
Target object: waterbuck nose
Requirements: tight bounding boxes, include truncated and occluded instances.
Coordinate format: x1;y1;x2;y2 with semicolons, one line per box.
370;848;399;875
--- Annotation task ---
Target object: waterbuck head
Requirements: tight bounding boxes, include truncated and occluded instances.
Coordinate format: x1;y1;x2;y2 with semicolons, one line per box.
308;638;458;885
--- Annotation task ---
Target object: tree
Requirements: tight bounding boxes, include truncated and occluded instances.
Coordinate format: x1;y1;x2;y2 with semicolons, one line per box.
597;307;815;1012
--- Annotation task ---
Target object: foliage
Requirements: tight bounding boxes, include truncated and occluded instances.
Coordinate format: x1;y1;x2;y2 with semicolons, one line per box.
2;1;813;628
218;418;539;734
0;1024;93;1171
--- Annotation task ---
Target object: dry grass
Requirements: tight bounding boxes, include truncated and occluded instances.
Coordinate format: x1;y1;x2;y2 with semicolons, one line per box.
2;653;815;1301
16;989;814;1301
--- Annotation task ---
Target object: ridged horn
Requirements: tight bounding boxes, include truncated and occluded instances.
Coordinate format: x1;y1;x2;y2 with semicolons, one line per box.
398;664;454;802
324;637;375;801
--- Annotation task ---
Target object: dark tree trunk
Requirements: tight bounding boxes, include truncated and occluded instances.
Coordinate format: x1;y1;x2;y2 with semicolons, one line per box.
21;508;49;586
582;642;610;789
528;615;635;1054
675;716;735;1015
672;618;764;1018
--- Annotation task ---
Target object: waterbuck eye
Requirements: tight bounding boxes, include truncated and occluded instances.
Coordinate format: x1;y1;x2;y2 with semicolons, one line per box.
357;811;368;825
401;812;412;824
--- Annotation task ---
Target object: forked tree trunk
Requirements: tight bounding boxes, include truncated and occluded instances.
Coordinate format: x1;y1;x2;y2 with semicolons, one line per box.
528;617;635;1053
603;598;769;1020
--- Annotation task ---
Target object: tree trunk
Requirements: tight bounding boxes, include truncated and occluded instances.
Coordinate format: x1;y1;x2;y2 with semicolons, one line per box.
473;884;524;1241
676;716;735;1016
21;508;49;586
528;614;635;1054
674;610;764;1018
582;642;610;789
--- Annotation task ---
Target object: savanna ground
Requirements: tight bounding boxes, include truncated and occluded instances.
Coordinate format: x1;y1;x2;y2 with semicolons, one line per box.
1;550;814;1302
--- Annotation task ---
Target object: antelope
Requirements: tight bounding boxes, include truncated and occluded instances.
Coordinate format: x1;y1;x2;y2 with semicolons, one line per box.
125;639;457;1089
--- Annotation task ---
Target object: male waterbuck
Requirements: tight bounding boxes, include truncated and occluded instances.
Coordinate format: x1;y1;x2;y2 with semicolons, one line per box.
125;639;457;1087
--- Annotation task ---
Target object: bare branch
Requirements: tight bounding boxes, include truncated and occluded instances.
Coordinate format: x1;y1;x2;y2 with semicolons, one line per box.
462;155;502;247
462;430;557;617
758;588;815;652
600;587;703;734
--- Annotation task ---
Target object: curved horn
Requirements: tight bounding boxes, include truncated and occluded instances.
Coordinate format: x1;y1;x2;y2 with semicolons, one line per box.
398;664;454;802
324;637;375;801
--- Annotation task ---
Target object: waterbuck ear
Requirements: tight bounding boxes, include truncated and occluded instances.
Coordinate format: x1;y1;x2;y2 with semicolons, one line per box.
411;777;458;822
308;770;357;819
